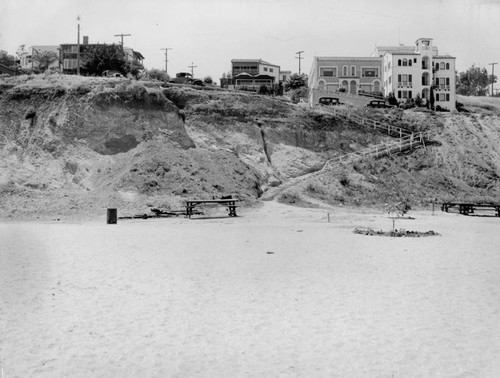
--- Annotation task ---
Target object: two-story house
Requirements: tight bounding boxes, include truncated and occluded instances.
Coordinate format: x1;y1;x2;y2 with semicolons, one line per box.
60;36;144;75
230;59;281;91
308;57;383;106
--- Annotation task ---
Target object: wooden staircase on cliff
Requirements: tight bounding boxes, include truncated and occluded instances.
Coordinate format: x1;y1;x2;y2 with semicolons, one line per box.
262;109;433;200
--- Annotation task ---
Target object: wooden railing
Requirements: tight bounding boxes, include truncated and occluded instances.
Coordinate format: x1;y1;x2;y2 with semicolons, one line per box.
262;109;434;200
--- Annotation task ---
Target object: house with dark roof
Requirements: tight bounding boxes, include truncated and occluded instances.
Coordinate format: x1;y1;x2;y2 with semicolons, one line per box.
230;59;281;91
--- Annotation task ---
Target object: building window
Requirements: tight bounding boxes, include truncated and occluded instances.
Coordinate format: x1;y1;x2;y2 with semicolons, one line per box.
63;59;78;69
403;59;408;66
362;67;378;77
408;59;412;66
269;68;273;72
446;63;450;70
63;45;78;53
440;62;445;70
398;59;402;66
320;67;337;77
263;67;268;72
351;66;356;76
342;65;348;76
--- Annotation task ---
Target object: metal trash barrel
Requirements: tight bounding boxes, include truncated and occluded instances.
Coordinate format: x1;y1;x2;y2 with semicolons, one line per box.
107;208;117;224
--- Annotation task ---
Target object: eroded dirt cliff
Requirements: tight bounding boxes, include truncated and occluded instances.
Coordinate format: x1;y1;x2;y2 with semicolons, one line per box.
1;74;499;219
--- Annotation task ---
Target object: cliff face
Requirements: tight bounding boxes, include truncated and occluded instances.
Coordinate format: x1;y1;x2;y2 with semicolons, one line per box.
1;74;500;219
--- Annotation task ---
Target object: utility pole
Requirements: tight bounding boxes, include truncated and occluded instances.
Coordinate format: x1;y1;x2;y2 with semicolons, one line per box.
488;62;497;97
295;50;304;75
114;33;131;50
188;62;197;76
76;15;81;75
160;48;172;73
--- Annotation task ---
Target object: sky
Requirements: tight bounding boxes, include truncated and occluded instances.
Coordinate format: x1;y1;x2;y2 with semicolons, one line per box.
1;0;499;85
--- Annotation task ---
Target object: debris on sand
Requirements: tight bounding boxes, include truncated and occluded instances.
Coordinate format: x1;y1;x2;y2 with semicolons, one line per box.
354;227;440;237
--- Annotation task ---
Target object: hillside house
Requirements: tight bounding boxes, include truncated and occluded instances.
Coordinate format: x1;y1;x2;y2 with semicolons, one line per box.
59;36;144;75
19;45;59;71
231;59;281;91
308;37;456;111
377;38;456;111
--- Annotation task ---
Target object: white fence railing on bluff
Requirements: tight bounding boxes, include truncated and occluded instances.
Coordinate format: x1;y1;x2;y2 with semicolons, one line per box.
261;108;433;200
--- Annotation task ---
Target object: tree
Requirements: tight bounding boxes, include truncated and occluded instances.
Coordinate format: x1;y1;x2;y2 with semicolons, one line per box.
31;50;58;72
285;73;308;91
0;50;17;68
456;64;497;96
81;44;127;76
203;76;213;85
415;92;423;107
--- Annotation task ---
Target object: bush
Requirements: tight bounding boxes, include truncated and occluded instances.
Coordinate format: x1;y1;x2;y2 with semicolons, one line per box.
339;172;350;186
289;87;309;103
141;69;170;83
258;85;269;95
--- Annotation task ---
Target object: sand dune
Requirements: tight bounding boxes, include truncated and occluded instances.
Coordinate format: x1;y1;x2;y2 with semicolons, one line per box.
1;202;500;377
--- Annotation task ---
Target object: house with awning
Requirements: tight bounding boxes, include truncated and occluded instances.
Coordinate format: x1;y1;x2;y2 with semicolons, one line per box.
231;59;281;91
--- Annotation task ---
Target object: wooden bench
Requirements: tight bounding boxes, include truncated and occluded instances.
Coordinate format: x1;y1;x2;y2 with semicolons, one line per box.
185;199;240;218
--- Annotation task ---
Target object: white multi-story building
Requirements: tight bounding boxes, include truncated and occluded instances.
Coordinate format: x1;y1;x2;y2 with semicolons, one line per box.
377;38;456;110
309;37;456;110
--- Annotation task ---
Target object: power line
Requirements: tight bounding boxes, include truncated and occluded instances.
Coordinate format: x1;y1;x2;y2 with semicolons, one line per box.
160;48;172;73
488;62;497;96
295;51;304;75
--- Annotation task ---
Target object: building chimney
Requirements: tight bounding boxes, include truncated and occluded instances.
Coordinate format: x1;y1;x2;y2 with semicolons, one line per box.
83;36;89;45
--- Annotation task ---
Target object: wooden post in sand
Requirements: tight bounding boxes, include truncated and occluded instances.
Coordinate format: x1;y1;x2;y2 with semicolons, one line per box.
107;208;117;224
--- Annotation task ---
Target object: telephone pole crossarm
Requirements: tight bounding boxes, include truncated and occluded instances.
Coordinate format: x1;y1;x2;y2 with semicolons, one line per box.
114;33;132;49
188;62;197;76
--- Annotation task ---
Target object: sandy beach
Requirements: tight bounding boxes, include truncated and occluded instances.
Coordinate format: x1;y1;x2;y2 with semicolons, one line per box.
1;201;500;377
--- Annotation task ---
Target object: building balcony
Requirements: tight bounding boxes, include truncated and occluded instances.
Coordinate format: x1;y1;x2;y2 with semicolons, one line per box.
397;83;413;88
436;85;451;91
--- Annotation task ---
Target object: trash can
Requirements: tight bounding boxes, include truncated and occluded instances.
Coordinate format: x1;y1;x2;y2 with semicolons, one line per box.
107;208;117;224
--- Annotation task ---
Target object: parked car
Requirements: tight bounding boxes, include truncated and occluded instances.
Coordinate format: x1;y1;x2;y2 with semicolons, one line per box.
169;72;204;86
319;97;341;106
367;100;392;108
102;70;124;78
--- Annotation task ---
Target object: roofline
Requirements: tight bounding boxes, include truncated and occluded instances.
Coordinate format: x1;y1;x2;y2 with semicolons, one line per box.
314;56;382;61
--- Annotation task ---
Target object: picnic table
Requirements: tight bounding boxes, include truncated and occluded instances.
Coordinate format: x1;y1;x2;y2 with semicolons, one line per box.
441;202;500;217
185;199;240;218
